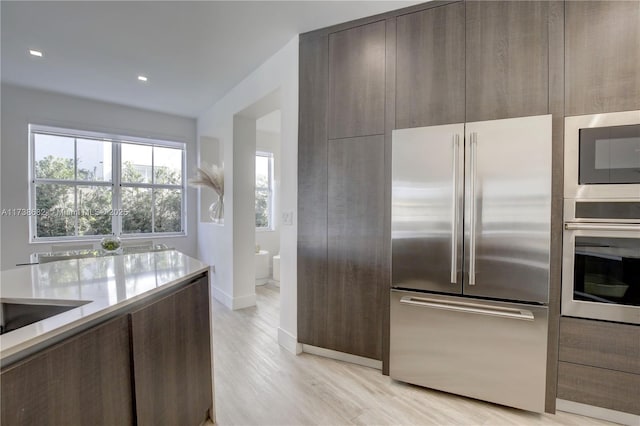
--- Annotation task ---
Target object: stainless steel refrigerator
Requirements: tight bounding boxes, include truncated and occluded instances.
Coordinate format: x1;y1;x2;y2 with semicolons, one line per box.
390;115;552;412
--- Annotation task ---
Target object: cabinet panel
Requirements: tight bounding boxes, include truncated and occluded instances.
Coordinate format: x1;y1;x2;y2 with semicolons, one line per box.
559;317;640;375
131;277;212;426
466;1;549;122
327;135;385;359
565;1;640;115
297;34;329;347
329;21;386;139
558;362;640;415
396;2;465;128
1;316;133;426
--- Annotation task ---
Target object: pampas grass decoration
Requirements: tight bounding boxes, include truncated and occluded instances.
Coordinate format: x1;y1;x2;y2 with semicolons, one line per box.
188;163;224;196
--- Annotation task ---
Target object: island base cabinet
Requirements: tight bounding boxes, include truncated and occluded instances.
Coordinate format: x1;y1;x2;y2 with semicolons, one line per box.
0;272;213;426
130;276;213;426
1;316;134;426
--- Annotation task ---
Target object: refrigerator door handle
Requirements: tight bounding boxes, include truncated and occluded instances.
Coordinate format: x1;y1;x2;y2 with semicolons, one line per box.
469;132;478;285
450;134;460;284
399;296;535;321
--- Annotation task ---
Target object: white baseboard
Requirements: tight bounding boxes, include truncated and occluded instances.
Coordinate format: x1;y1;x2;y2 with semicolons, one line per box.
278;327;302;354
211;285;233;309
302;344;382;370
255;278;269;286
557;399;639;426
232;293;256;310
211;286;256;310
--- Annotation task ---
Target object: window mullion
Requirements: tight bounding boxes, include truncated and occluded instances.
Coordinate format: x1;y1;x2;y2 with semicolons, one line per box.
151;188;156;233
113;142;121;236
269;155;273;229
73;139;79;236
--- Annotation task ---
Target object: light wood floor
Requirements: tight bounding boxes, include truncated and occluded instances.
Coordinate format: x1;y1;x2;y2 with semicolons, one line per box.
211;284;614;426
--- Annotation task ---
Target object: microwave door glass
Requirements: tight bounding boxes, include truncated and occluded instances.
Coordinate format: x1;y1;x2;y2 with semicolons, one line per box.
573;236;640;307
579;124;640;184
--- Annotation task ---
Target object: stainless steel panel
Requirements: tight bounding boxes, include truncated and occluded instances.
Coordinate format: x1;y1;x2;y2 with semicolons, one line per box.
392;124;464;294
564;110;640;200
562;226;640;325
564;198;640;224
464;115;552;303
390;289;548;413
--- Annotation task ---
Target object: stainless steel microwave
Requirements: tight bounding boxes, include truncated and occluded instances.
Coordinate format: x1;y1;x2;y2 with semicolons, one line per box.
564;110;640;199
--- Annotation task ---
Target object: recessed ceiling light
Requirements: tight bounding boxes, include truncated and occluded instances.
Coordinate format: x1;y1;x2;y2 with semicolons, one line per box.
137;75;148;82
29;49;43;57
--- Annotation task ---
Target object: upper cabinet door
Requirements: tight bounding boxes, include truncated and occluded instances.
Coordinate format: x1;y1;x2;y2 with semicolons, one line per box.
466;1;549;122
328;21;386;139
396;3;465;129
565;1;640;116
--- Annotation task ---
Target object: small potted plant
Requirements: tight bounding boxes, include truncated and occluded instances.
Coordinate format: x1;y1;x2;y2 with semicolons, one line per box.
100;236;122;252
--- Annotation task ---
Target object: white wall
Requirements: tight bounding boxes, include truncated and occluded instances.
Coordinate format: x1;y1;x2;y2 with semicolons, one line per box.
198;36;299;353
256;128;281;276
0;83;198;270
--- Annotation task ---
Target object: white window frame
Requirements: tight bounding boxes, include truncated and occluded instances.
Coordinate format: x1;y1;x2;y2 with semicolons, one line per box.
28;124;186;243
255;151;274;231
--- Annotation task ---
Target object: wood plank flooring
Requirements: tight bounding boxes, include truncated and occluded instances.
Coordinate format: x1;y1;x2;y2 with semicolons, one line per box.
211;284;614;426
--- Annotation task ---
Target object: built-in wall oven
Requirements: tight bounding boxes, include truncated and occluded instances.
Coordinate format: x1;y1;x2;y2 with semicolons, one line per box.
563;110;640;324
562;203;640;325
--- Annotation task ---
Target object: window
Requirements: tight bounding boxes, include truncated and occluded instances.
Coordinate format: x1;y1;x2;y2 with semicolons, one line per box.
255;152;273;229
29;125;185;241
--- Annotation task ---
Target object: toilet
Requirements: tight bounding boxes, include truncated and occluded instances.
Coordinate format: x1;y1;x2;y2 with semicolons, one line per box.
255;250;270;285
273;254;280;285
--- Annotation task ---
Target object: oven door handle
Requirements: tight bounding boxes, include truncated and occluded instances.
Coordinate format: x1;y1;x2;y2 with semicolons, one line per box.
564;222;640;232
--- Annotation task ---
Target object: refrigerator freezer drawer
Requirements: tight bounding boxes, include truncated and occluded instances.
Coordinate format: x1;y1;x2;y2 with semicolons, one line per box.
390;289;548;412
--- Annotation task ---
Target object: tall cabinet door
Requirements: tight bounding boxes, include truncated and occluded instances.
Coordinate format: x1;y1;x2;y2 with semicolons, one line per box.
392;124;465;294
464;115;552;304
466;1;549;122
396;2;465;129
327;136;385;359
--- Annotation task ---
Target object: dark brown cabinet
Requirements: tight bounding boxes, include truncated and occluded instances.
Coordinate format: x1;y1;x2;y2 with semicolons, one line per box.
1;316;134;426
396;2;465;128
465;1;549;122
328;20;386;139
558;362;640;415
299;23;388;361
1;273;212;426
298;34;329;348
131;276;213;426
565;1;640;115
558;317;640;414
327;136;385;359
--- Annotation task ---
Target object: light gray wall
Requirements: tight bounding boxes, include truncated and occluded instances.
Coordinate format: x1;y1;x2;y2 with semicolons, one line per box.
0;83;198;270
198;36;299;353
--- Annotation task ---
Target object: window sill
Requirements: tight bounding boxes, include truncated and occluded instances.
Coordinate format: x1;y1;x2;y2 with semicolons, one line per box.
256;228;276;233
30;233;187;244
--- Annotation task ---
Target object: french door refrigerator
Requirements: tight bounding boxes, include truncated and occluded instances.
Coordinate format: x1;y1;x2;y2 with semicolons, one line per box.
390;115;552;413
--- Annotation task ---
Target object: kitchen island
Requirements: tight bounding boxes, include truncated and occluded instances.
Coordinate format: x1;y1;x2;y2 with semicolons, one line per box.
0;250;214;426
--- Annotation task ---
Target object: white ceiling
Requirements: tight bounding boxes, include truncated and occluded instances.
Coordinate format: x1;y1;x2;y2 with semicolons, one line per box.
1;1;420;118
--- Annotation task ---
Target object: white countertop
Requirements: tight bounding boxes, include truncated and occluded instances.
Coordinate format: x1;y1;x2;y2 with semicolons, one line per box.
0;250;209;364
